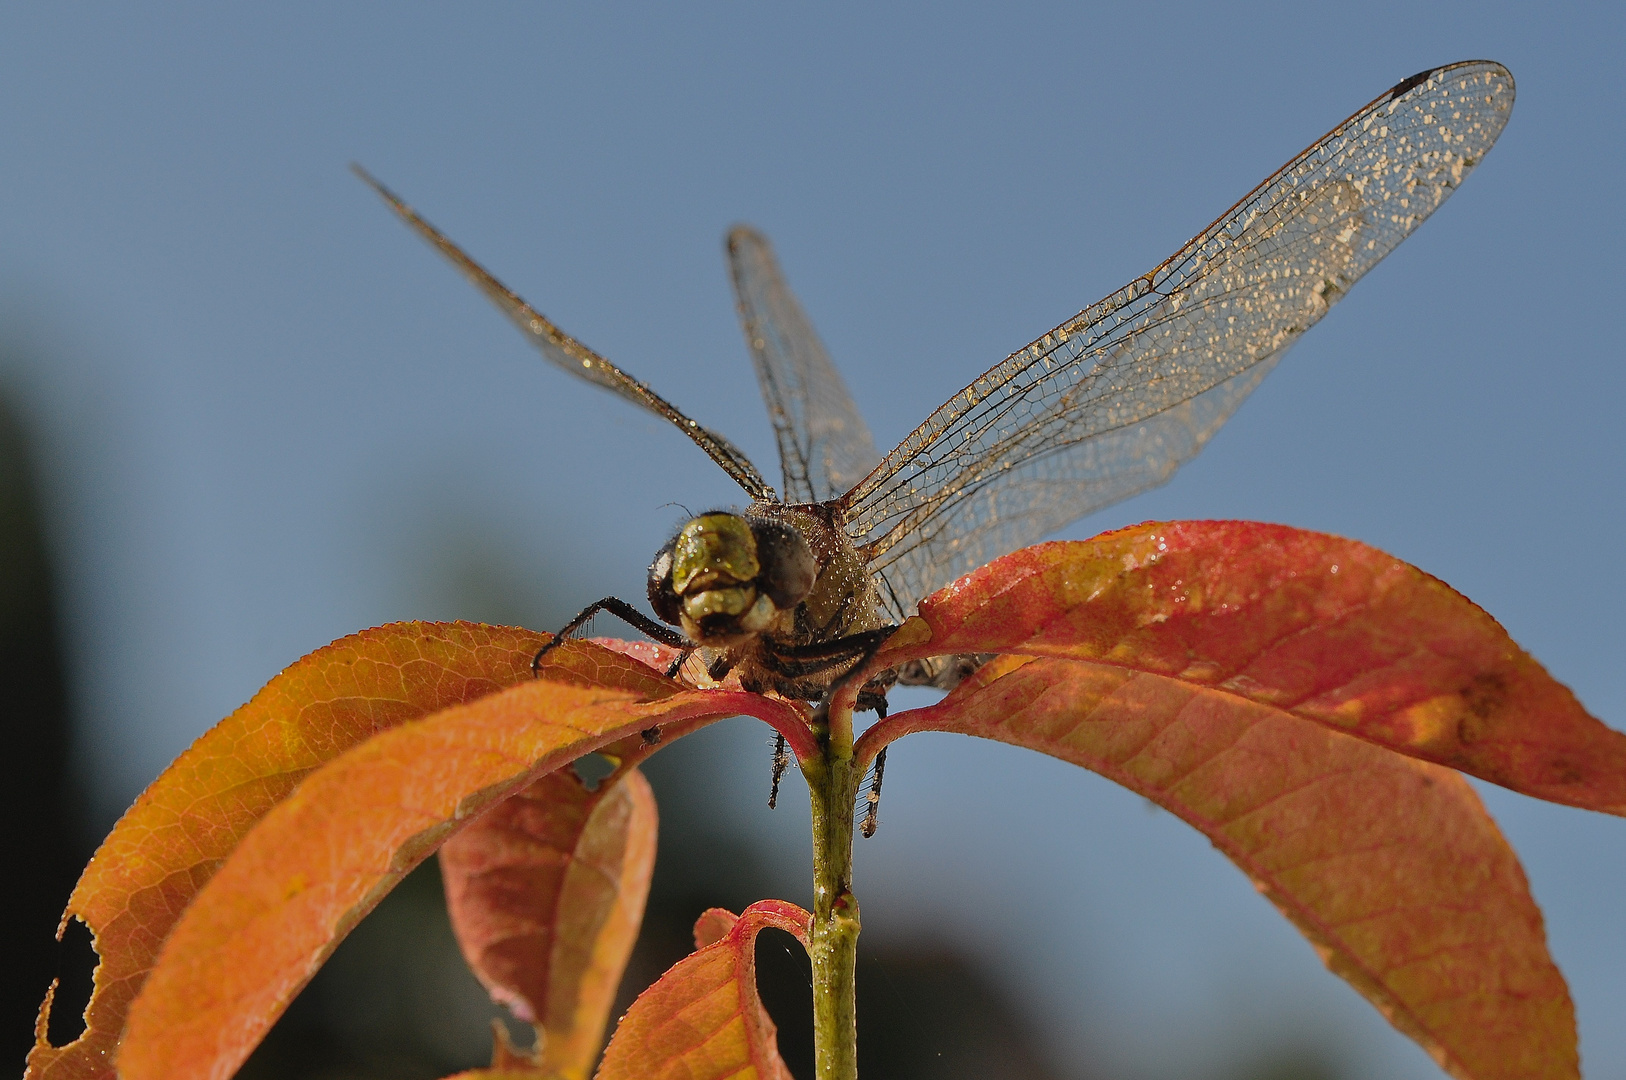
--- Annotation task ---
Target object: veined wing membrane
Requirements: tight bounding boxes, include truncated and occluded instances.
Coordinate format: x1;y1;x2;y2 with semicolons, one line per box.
729;226;881;503
859;178;1357;618
354;166;775;501
844;60;1514;620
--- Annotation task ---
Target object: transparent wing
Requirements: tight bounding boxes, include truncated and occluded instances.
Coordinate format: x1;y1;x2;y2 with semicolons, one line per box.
844;60;1515;621
728;226;882;503
355;167;775;502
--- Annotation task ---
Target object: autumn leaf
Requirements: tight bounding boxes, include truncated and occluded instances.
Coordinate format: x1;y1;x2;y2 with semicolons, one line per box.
854;521;1617;1080
878;655;1574;1079
25;621;553;1080
595;900;811;1080
110;674;805;1080
440;767;658;1080
542;637;687;696
870;521;1626;814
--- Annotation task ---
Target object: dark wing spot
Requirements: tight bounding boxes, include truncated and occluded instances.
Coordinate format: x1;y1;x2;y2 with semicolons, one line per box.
1388;69;1433;101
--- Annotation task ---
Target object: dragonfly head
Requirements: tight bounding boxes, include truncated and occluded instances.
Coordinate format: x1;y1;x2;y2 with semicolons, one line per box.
648;512;815;646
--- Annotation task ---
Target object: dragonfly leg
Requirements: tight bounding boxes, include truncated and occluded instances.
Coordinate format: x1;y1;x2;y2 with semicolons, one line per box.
760;628;900;716
761;626;898;680
855;682;891;717
860;746;887;838
768;732;790;809
532;596;690;676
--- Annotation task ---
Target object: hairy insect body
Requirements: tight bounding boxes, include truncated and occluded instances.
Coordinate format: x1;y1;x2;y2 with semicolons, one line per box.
649;503;886;701
766;504;883;644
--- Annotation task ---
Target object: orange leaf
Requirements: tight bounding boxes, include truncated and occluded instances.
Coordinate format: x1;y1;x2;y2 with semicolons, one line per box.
112;675;792;1080
25;621;555;1080
440;767;658;1080
885;654;1576;1080
595;900;811;1080
541;637;686;696
872;521;1626;814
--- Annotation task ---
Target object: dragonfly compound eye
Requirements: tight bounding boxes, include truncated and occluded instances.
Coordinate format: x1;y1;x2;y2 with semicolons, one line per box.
749;518;816;609
646;537;683;625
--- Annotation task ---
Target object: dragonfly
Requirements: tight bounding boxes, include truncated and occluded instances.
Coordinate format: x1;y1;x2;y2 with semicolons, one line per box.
359;60;1513;832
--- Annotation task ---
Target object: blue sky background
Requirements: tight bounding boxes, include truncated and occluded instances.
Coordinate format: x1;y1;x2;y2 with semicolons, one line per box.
2;4;1622;1078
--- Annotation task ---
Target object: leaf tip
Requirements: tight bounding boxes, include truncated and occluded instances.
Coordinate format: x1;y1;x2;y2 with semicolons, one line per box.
693;908;739;950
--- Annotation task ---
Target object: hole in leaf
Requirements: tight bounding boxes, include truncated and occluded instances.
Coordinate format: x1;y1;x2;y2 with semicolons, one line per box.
571;753;616;792
45;917;96;1046
488;1014;539;1066
752;926;813;1069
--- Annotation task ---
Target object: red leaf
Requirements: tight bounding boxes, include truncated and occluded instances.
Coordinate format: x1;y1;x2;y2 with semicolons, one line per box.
871;662;1577;1076
595;901;811;1080
585;636;683;676
440;767;658;1080
873;522;1626;814
25;621;553;1080
111;672;796;1080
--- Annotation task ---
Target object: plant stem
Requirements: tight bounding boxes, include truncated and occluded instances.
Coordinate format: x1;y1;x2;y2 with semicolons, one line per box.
805;701;860;1080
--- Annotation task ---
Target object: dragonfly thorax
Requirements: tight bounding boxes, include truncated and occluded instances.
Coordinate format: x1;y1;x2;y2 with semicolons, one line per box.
648;512;816;647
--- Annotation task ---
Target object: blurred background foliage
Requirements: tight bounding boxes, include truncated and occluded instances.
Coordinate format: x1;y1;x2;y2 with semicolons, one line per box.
0;378;92;1073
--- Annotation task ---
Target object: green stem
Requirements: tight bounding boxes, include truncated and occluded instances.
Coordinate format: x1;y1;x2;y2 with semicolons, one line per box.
805;704;860;1080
